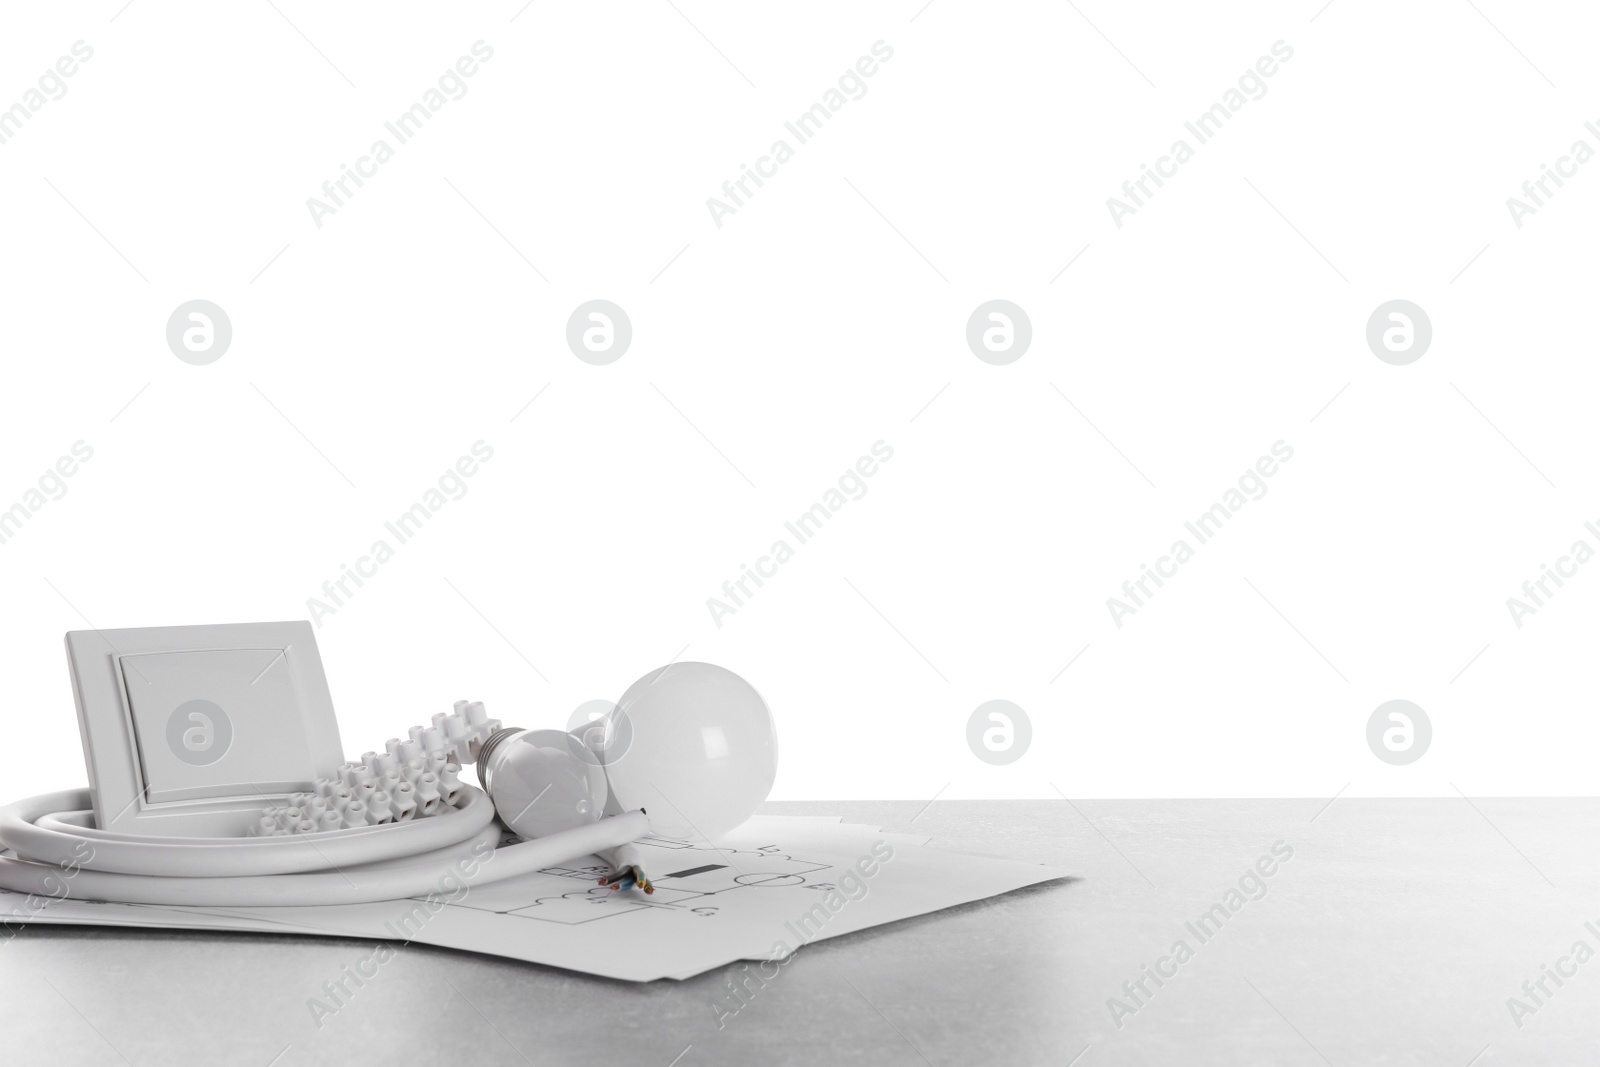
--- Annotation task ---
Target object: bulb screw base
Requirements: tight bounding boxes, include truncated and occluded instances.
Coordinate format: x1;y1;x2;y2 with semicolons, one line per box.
475;727;526;790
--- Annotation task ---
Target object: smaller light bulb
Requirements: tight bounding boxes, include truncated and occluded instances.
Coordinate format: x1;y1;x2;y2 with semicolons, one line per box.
478;728;606;840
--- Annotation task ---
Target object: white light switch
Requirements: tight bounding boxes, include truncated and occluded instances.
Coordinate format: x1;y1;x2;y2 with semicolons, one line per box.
121;648;317;803
66;622;345;836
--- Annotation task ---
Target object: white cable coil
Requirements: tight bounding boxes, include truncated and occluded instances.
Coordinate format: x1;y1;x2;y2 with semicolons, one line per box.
0;788;650;907
0;700;650;907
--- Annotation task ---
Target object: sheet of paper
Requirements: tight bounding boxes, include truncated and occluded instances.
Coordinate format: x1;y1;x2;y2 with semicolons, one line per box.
2;817;1068;981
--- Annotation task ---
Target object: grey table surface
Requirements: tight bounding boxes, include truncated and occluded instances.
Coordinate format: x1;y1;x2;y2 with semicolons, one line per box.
2;798;1597;1066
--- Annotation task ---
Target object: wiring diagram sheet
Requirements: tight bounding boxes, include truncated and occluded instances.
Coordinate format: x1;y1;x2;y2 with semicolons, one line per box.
1;817;1066;981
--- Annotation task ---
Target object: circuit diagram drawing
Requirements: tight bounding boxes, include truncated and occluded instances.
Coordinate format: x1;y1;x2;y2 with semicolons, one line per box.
430;838;835;925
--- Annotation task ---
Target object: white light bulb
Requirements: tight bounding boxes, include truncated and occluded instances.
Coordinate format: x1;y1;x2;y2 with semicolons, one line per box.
594;663;777;843
479;728;607;839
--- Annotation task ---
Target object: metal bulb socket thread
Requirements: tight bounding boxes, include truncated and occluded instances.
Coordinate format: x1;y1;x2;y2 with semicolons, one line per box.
475;727;526;791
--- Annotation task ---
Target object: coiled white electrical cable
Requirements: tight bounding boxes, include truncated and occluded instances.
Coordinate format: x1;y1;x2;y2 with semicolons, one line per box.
0;787;650;907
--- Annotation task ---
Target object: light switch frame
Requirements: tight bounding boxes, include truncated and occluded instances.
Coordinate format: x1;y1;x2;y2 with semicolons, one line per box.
65;621;346;837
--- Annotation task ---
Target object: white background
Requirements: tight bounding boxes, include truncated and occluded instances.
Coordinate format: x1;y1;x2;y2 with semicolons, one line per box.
2;1;1596;802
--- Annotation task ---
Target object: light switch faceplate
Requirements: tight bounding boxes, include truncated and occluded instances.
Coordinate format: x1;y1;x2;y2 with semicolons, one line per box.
66;622;345;837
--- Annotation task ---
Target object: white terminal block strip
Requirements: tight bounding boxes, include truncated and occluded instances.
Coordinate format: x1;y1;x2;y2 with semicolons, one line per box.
247;700;501;836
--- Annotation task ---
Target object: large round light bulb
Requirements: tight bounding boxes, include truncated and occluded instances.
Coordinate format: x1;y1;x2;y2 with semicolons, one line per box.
597;663;777;843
